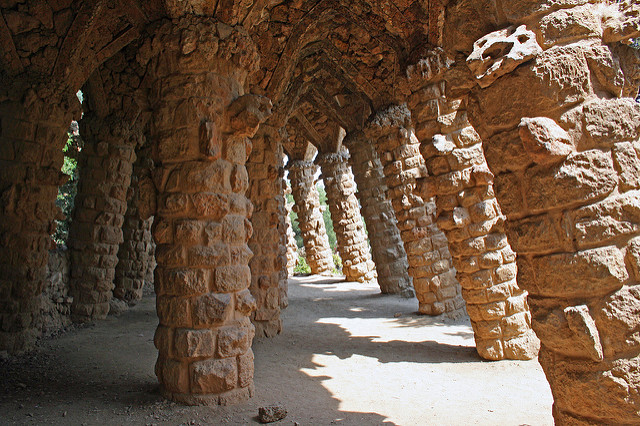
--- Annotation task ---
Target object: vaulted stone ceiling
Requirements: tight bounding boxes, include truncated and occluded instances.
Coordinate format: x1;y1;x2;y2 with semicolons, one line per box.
0;0;444;157
246;0;445;158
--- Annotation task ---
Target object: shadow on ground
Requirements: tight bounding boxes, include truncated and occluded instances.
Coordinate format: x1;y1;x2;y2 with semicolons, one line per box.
0;275;553;425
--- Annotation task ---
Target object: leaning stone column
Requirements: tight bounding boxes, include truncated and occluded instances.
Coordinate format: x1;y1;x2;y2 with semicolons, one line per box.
407;76;538;360
114;152;155;305
148;17;270;405
247;127;287;337
459;2;640;422
284;186;298;276
288;160;335;275
69;110;138;321
344;132;413;296
365;105;464;316
0;88;80;352
318;152;376;283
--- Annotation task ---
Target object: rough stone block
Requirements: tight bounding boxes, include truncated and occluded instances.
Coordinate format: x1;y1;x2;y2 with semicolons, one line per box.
214;265;251;292
217;323;254;358
158;357;189;394
192;293;231;326
520;247;628;298
190;358;237;394
157;296;191;327
174;328;216;358
525;150;617;212
237;348;254;387
572;191;640;248
612;143;640;191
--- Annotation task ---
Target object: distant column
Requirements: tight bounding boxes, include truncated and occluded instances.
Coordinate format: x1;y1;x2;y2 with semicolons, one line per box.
344;132;413;296
365;105;464;316
318;152;376;283
288;160;335;275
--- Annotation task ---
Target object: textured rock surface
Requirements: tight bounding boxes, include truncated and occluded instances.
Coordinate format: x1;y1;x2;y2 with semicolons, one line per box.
258;404;288;423
0;90;80;352
69;60;142;321
409;81;539;361
0;0;639;420
459;0;640;422
365;105;464;317
147;16;262;406
318;151;376;283
344;132;414;296
288;160;335;275
284;186;298;276
114;149;156;305
247;127;286;337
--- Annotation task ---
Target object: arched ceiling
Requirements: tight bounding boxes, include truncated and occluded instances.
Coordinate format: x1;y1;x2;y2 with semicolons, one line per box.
0;0;444;148
250;0;443;158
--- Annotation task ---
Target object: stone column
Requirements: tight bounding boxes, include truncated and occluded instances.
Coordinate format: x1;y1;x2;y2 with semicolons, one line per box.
460;2;640;422
408;78;538;360
148;16;270;405
69;112;138;321
285;199;298;276
365;105;464;316
288;160;335;275
247;128;287;337
344;132;413;296
0;89;79;352
318;152;376;283
114;153;155;305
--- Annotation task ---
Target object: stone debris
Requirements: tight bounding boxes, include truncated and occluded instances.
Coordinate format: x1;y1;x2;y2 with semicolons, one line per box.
258;405;287;423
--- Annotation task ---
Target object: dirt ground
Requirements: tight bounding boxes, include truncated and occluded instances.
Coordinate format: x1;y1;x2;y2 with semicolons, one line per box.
0;276;554;425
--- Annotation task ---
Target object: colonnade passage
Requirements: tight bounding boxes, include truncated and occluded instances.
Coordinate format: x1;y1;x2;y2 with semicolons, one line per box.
0;1;639;424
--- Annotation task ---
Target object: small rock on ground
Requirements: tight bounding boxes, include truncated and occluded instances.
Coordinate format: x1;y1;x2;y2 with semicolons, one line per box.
258;405;287;423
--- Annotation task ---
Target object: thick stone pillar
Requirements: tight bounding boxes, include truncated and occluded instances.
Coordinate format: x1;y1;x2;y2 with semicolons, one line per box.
365;105;464;316
69;111;138;321
148;16;270;405
288;160;335;275
114;153;155;305
0;90;79;352
408;78;539;360
344;132;413;296
318;152;376;283
459;2;640;422
247;127;287;337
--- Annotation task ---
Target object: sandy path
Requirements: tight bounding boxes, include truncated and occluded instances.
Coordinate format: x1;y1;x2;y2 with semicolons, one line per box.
0;275;553;425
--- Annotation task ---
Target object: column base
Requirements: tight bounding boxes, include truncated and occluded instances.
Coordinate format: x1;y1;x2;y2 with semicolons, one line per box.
160;384;255;406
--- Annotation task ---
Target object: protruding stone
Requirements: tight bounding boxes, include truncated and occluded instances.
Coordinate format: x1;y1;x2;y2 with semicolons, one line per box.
519;117;575;164
467;25;542;89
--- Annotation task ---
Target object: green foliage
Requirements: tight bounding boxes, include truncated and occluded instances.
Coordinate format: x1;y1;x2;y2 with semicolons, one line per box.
293;254;311;275
316;184;337;252
332;252;342;274
286;192;304;249
53;133;81;246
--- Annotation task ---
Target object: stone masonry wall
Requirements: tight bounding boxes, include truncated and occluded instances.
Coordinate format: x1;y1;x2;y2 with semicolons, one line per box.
365;105;464;316
69;112;137;321
0;88;80;352
147;16;270;405
457;1;640;422
284;184;298;276
344;132;414;296
40;248;72;335
247;128;287;337
288;160;335;275
408;79;539;360
318;152;376;283
114;148;156;305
